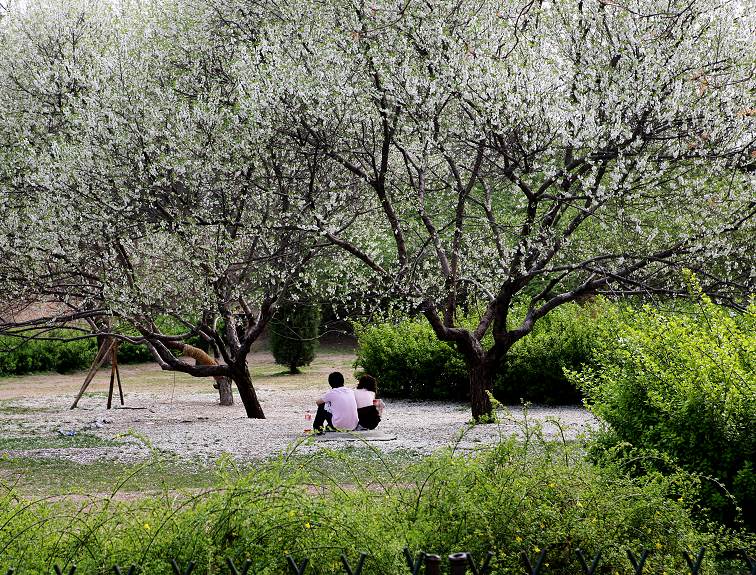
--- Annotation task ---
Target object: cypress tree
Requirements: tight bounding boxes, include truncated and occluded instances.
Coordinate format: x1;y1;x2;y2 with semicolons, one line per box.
269;302;321;374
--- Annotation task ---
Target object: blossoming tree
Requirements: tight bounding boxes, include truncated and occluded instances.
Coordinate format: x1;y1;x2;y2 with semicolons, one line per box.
1;0;753;421
0;1;350;418
253;0;755;418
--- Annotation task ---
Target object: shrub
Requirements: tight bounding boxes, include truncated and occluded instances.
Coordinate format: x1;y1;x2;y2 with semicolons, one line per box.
0;315;212;376
568;278;756;527
117;341;154;364
353;320;468;399
0;333;157;375
495;302;604;404
53;337;97;372
0;333;96;376
354;302;603;403
269;302;321;373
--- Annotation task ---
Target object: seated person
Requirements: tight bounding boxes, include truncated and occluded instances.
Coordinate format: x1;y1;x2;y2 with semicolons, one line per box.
354;374;384;430
313;371;358;434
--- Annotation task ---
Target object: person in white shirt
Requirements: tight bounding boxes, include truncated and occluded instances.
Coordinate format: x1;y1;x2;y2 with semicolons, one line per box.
354;374;384;430
313;372;359;434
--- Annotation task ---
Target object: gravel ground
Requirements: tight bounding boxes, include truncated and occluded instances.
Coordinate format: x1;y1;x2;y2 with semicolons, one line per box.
0;353;599;464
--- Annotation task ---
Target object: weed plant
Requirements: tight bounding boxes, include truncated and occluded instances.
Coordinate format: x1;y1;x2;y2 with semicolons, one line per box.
569;275;755;529
1;417;751;574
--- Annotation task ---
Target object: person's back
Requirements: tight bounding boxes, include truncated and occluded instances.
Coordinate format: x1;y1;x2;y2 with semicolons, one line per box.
323;385;359;430
354;388;375;409
313;371;359;433
354;374;382;430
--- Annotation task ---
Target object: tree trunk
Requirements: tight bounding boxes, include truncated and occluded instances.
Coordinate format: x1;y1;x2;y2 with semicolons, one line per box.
231;366;265;418
217;376;233;406
469;361;494;421
208;343;232;405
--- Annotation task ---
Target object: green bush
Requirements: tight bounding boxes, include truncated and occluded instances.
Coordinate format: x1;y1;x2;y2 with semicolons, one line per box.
117;341;155;364
0;315;212;376
2;429;748;574
0;333;156;375
567;278;756;528
495;303;604;404
0;333;96;376
269;302;321;373
54;338;97;372
354;302;603;403
353;320;468;399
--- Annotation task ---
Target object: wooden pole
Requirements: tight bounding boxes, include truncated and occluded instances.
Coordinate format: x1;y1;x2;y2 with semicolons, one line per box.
70;337;116;409
80;338;110;387
106;346;116;410
114;342;125;406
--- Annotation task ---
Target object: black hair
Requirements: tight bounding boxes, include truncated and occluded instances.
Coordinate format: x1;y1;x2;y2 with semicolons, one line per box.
357;374;377;394
328;371;345;388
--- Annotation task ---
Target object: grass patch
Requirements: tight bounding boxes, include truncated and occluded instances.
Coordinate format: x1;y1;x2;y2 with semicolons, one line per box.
0;432;122;452
0;456;222;496
0;401;54;414
0;445;424;497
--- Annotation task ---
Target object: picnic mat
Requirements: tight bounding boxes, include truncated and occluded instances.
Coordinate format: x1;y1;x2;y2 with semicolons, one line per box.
309;431;397;441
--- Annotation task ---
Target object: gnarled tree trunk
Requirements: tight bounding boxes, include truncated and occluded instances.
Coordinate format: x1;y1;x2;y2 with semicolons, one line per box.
216;377;234;406
469;360;495;421
231;365;265;418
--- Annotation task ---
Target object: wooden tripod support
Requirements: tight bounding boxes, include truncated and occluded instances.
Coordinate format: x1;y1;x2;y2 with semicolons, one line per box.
70;337;124;410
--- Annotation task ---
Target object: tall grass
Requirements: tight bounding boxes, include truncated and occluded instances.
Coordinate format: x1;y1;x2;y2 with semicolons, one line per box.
1;417;751;574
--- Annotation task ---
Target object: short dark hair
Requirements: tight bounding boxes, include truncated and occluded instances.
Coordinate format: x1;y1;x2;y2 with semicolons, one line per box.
328;372;345;388
357;374;377;394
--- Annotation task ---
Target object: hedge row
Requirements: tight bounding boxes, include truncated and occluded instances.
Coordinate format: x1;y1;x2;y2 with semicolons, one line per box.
0;313;210;377
0;333;156;377
354;301;604;404
0;334;97;376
